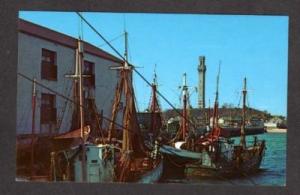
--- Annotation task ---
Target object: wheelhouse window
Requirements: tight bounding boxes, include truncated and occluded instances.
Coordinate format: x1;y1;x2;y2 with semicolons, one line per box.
41;48;57;81
83;60;95;88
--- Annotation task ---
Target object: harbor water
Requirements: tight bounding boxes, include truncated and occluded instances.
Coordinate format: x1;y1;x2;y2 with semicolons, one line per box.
163;132;286;186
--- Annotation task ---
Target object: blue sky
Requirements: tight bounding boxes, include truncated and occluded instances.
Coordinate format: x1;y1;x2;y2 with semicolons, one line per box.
19;11;288;116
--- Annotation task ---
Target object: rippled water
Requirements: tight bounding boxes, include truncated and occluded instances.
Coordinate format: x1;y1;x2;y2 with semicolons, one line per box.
164;133;286;186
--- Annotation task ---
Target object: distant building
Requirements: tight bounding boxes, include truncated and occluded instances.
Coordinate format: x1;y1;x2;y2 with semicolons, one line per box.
163;107;271;129
264;122;277;128
17;19;123;135
198;56;206;109
264;117;287;129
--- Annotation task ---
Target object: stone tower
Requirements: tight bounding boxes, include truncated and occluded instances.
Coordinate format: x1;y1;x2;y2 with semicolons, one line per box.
198;56;206;109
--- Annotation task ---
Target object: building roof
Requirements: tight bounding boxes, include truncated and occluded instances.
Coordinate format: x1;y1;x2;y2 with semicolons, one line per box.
18;19;123;64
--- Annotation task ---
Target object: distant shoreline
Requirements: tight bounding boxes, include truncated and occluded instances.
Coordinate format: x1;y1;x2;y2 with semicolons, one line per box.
266;128;287;133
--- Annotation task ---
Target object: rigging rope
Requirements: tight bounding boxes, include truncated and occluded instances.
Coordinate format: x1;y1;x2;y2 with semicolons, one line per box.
75;12;198;132
18;73;258;185
91;99;105;140
57;67;73;132
17;100;30;130
18;72;143;137
18;72;204;162
98;33;124;48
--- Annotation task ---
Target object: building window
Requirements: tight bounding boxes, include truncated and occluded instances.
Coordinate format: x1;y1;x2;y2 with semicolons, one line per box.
41;48;57;81
40;93;57;125
85;98;96;123
83;60;95;88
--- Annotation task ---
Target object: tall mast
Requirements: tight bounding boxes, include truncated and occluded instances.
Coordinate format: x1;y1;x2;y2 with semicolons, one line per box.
108;30;130;142
77;40;84;139
65;32;90;181
78;38;87;182
121;30;134;152
30;78;36;178
240;77;247;148
181;73;188;140
150;66;157;134
113;30;146;181
66;38;87;181
153;64;157;86
124;31;129;68
212;63;220;130
109;30;146;162
207;98;211;127
149;65;162;137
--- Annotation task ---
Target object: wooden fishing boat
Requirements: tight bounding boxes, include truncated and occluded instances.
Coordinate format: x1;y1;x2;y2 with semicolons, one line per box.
219;126;266;138
159;73;202;178
187;77;266;177
48;38;116;182
107;31;163;183
160;67;266;179
219;117;266;137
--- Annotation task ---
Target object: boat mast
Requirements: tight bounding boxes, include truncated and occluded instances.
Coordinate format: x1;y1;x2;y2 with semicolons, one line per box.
207;99;211;127
124;31;128;66
181;73;188;140
212;64;220;131
30;78;36;178
210;63;221;141
150;65;158;136
122;30;132;152
108;30;130;143
78;38;87;182
65;34;89;181
240;77;247;148
66;38;87;181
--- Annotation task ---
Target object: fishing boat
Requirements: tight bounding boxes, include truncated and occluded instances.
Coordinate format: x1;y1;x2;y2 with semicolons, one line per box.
135;67;164;146
48;37;116;182
219;114;266;138
107;31;163;183
16;34;117;182
147;67;163;143
160;65;266;178
159;73;202;179
219;125;266;138
188;76;266;177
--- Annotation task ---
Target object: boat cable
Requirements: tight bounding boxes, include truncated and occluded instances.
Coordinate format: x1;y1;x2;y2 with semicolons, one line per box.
75;12;198;131
238;95;241;108
18;73;248;185
18;73;174;149
247;92;250;108
18;72;109;138
98;33;125;48
91;100;105;140
57;68;73;132
17;100;30;130
20;14;260;184
17;74;201;167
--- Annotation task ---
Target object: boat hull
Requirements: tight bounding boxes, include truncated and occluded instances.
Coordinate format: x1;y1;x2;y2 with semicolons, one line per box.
220;126;266;137
187;143;266;178
138;160;163;183
159;145;201;179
